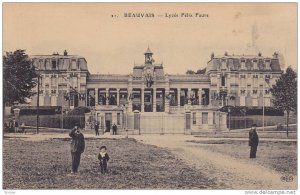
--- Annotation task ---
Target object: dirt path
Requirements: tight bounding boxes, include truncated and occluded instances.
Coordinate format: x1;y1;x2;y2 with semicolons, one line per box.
134;135;297;189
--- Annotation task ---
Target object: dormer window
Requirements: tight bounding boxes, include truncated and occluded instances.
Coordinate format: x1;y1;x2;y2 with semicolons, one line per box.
71;59;77;70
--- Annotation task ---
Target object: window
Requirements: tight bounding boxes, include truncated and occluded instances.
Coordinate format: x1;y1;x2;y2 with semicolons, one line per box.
52;60;57;69
202;112;208;124
265;74;271;79
221;75;226;86
117;113;121;125
213;112;216;124
192;112;196;124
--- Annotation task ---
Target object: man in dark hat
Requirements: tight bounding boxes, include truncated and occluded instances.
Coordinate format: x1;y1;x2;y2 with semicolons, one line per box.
69;126;85;173
112;123;117;135
249;124;259;158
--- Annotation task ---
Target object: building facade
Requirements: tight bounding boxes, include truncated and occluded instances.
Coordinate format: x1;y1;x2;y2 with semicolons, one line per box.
207;52;282;108
29;48;282;134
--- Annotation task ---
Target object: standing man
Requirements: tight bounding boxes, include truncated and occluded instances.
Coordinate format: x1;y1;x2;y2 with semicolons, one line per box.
112;123;117;135
69;126;85;173
249;124;259;158
94;122;99;136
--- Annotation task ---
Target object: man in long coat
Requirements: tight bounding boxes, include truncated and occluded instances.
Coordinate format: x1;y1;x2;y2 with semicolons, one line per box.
69;126;85;173
249;124;259;158
112;123;117;135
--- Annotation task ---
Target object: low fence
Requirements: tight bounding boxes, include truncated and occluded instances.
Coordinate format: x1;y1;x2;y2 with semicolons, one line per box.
227;115;297;129
126;113;185;134
19;115;85;129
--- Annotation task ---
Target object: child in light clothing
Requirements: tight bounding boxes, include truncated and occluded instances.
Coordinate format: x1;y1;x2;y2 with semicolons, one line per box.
98;146;109;174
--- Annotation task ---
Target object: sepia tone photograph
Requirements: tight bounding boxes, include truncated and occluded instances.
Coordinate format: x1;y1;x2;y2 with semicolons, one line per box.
2;2;298;192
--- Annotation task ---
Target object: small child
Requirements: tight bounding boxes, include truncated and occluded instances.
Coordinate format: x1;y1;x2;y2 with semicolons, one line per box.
98;146;110;174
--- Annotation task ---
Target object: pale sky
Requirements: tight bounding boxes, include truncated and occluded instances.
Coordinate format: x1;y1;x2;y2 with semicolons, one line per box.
3;3;297;74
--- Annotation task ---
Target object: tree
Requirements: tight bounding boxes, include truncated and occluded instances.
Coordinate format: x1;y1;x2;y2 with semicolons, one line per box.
271;66;297;136
3;50;37;106
186;70;196;74
196;68;206;74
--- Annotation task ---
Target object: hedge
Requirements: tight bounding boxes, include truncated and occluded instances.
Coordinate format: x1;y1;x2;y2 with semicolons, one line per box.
220;106;284;116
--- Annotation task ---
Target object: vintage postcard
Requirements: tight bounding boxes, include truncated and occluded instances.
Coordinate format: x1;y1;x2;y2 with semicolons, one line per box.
2;2;298;194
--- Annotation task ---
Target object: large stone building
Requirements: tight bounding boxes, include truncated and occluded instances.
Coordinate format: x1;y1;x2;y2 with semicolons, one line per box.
29;48;282;134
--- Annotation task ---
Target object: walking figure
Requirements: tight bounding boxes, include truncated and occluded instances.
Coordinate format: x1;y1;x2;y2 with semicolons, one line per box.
112;123;117;135
69;126;85;173
95;122;99;136
249;124;259;158
98;146;110;174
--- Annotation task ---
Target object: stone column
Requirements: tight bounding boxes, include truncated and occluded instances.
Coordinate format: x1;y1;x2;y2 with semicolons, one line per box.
128;75;133;112
117;88;120;106
165;75;170;113
153;88;156;112
198;88;202;105
95;88;99;105
177;88;181;109
106;88;109;105
141;87;144;112
165;87;170;113
188;88;191;105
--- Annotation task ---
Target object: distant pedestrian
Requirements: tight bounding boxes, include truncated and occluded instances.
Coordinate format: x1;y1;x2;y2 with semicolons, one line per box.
95;122;99;136
14;120;19;133
249;124;259;158
112;123;117;135
69;126;85;173
4;122;9;132
8;120;14;133
98;146;110;174
21;122;26;134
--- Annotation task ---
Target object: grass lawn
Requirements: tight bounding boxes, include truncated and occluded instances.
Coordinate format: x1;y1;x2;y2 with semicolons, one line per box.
3;137;218;189
187;140;297;176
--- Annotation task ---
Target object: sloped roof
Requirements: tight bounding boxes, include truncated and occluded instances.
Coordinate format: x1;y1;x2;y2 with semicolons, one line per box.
206;54;281;72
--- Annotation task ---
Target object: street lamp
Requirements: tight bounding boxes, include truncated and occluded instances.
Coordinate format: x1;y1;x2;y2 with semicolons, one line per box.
262;76;270;131
36;71;41;134
228;107;231;131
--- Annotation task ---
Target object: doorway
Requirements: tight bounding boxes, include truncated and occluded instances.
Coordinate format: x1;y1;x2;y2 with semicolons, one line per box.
105;120;111;132
105;113;112;132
